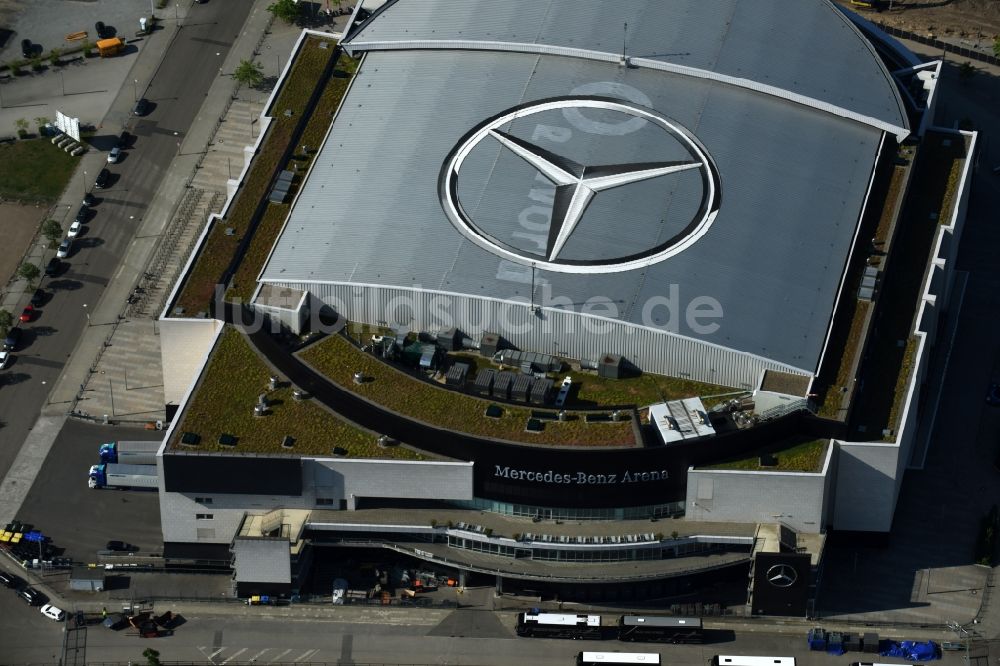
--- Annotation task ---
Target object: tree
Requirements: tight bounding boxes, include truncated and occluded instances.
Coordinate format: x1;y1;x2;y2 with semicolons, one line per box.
0;309;12;338
17;262;40;285
143;648;161;666
41;219;62;248
958;61;977;83
233;59;265;88
34;116;49;134
30;57;42;72
14;118;29;138
48;48;61;67
267;0;300;24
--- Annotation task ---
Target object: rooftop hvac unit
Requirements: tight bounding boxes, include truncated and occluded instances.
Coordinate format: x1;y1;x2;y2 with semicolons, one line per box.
530;378;554;405
512;374;534;402
480;332;501;357
436;328;462;351
598;354;624;379
445;362;469;387
492;371;515;400
474;369;496;396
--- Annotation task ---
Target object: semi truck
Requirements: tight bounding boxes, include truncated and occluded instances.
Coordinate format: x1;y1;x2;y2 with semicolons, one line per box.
98;441;160;465
88;463;158;490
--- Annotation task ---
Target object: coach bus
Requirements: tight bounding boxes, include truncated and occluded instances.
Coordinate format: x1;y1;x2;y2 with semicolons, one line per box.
618;615;703;644
712;657;796;666
516;612;603;640
577;652;661;665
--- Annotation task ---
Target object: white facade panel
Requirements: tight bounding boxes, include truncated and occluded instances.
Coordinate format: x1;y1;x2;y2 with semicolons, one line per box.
831;441;899;532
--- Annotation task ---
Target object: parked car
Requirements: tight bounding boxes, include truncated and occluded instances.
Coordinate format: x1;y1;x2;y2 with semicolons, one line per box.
132;98;149;116
56;239;71;259
30;289;46;307
106;540;138;552
987;382;1000;406
83;192;96;206
0;570;24;588
40;604;66;621
20;39;32;58
75;205;89;223
95;168;110;189
116;130;130;149
95;21;111;39
103;613;128;630
44;257;61;277
68;220;82;238
3;327;21;351
0;350;9;371
18;587;42;605
19;304;35;322
107;146;121;164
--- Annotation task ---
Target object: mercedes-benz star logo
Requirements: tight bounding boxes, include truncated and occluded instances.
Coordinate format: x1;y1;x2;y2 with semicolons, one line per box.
766;563;799;588
440;97;721;274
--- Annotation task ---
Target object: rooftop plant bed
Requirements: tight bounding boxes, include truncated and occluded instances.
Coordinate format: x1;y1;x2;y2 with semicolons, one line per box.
848;132;967;438
172;326;426;459
298;334;637;447
172;36;337;316
700;437;829;473
228;51;359;301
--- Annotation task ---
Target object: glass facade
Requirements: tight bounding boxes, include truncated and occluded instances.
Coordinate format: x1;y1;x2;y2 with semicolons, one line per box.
446;535;743;563
458;498;685;521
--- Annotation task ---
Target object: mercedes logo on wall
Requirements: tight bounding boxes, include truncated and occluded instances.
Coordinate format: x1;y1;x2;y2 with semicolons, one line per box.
439;97;721;274
766;563;799;588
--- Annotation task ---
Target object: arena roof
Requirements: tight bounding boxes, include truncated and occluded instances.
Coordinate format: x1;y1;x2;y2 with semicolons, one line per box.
260;0;907;375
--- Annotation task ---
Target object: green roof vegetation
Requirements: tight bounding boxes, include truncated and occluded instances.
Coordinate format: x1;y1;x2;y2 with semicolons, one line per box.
701;437;829;472
173;36;340;316
299;334;638;447
172;326;426;459
848;132;967;439
572;372;734;409
0;138;78;202
228;52;359;301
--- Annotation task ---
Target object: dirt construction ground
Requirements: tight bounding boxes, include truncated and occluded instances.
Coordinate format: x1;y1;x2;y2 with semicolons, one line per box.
833;0;1000;40
0;203;44;288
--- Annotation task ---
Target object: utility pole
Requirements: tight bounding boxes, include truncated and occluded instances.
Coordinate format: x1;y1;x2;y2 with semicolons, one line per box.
622;22;627;63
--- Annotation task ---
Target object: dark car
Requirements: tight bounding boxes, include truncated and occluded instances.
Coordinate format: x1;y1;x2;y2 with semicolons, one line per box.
116;130;131;149
0;571;25;589
30;289;46;307
988;382;1000;406
106;540;137;552
132;98;149;116
95;21;111;39
95;168;110;189
103;613;128;630
75;205;89;223
18;587;43;605
3;327;22;352
83;192;95;206
20;39;32;58
44;257;61;277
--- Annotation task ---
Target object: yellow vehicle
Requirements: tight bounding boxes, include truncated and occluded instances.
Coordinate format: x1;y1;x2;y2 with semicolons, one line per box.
96;37;124;57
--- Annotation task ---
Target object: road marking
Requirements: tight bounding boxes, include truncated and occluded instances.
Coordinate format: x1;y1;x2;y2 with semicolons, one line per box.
267;649;292;663
208;648;226;660
221;648;248;664
293;649;319;662
247;649;270;662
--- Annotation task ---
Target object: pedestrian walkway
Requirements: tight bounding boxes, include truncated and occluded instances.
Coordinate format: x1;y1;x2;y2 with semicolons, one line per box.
73;11;308;422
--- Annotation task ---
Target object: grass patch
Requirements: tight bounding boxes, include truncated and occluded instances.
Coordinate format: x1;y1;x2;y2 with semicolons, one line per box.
228;52;359;301
172;36;337;316
172;326;425;459
299;334;636;447
572;372;734;409
0;139;78;202
816;302;871;419
884;336;918;440
701;437;829;472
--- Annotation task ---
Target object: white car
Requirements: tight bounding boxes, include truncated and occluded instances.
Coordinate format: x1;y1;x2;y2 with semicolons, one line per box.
56;239;71;258
107;146;121;163
0;350;9;370
68;221;82;238
40;604;66;621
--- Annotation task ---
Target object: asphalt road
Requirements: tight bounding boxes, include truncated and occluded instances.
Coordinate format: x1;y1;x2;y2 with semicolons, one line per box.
0;0;254;475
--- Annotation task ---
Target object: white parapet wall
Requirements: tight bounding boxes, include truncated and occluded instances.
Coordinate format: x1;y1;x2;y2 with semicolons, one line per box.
158;318;225;408
685;443;834;534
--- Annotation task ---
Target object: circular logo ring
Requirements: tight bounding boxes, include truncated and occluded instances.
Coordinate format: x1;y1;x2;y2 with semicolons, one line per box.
766;563;799;588
439;96;721;275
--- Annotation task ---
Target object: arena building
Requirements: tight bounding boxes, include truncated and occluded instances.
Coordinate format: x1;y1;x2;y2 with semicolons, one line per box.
154;0;975;613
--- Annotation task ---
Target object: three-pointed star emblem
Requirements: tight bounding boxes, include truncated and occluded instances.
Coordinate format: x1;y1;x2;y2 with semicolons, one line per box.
489;129;702;261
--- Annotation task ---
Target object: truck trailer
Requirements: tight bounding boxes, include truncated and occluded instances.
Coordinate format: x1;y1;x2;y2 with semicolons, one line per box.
98;441;160;465
88;463;158;490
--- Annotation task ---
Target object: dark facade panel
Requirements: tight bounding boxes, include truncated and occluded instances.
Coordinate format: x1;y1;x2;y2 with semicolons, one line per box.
750;552;811;617
163;453;303;495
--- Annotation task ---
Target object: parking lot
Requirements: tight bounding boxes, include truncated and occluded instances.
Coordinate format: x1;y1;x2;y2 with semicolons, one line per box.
14;419;164;564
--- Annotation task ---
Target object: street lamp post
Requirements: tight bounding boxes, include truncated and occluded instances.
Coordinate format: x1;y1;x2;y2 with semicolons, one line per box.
133;78;138;102
82;170;87;198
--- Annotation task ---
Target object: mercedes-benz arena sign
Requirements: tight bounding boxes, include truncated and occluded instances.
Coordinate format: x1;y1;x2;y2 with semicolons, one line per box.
440;96;721;274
